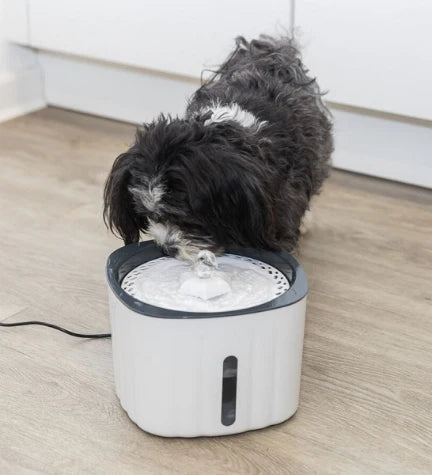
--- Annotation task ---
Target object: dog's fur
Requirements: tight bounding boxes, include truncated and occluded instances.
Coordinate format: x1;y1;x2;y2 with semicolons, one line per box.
104;36;333;260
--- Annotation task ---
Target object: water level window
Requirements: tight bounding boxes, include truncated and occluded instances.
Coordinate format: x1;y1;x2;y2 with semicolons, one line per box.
221;356;238;426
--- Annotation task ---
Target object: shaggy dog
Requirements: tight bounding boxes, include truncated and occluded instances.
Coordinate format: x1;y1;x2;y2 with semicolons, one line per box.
104;36;333;260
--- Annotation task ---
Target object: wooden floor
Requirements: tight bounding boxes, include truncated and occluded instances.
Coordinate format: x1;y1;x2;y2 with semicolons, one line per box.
1;107;431;474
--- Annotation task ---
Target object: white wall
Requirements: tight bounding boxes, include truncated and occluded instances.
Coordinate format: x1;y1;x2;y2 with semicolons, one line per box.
0;0;45;122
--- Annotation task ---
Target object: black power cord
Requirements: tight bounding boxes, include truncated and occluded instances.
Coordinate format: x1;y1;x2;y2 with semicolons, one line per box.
0;321;111;339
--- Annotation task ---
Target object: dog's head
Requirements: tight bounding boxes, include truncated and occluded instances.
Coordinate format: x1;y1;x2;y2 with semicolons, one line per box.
103;115;276;260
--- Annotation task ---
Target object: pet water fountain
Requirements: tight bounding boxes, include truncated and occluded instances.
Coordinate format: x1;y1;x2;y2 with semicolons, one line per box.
106;241;308;437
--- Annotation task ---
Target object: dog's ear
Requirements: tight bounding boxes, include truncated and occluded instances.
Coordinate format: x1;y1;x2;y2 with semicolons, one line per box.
103;151;144;245
186;149;276;249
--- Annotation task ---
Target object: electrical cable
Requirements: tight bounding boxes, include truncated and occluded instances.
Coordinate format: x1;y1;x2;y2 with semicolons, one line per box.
0;320;111;339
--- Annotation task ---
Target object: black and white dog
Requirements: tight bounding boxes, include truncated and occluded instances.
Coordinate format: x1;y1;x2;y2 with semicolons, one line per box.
104;36;333;260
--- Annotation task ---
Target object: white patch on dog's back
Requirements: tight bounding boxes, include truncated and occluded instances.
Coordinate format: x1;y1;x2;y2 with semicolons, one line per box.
202;101;266;131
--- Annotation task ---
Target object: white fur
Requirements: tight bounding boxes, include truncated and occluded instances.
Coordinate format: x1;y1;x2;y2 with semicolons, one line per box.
130;179;165;213
201;101;266;131
176;244;203;262
147;219;171;245
147;219;204;261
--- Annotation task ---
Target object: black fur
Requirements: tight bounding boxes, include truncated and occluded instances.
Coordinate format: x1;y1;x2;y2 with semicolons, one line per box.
104;35;333;257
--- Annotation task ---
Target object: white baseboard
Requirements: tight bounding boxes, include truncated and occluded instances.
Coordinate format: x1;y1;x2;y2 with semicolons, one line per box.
0;66;46;122
37;51;431;188
331;106;432;188
38;51;198;124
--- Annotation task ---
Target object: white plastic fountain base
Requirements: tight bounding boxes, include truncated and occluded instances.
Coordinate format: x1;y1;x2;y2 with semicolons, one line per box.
106;242;308;437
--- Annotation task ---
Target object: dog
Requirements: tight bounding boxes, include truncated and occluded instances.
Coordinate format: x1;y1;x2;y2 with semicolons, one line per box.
104;35;333;260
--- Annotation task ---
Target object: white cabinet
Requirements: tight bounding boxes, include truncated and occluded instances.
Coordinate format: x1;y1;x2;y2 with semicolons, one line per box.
296;0;432;120
26;0;292;78
10;0;291;123
3;0;431;185
295;0;432;187
0;0;45;122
